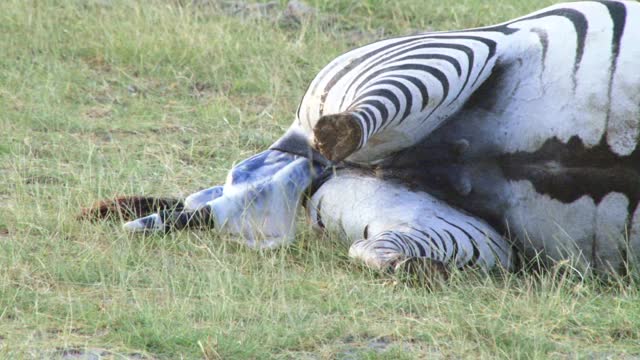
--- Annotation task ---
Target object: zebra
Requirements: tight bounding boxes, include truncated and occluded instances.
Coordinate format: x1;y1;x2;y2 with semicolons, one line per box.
114;0;640;277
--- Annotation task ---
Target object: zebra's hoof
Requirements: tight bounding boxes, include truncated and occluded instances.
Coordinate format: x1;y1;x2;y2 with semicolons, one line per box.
313;112;362;162
393;258;449;288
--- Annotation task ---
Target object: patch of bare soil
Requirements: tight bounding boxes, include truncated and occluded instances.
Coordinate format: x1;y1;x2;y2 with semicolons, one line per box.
50;348;155;360
190;0;334;28
334;335;442;359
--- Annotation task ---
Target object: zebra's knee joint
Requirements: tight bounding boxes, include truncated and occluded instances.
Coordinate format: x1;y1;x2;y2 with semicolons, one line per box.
348;238;405;270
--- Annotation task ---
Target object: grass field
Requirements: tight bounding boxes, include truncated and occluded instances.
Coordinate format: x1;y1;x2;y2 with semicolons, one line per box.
2;0;640;358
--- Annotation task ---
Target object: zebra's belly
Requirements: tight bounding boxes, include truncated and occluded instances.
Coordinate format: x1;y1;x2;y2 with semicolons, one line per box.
458;161;636;274
383;134;640;274
406;18;640;273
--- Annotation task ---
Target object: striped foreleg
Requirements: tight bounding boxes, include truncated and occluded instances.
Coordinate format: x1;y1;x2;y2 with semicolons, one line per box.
348;221;511;272
307;170;513;273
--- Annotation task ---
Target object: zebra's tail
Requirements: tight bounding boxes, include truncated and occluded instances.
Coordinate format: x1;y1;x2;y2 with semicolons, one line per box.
78;196;183;222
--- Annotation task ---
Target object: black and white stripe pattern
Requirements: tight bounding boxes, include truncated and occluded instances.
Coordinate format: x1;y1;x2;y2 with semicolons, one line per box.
309;171;513;270
298;32;501;160
295;0;640;163
124;1;640;275
302;0;640;273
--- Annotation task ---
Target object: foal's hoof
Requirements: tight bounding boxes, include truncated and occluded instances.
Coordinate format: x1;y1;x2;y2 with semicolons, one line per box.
313;112;362;162
394;258;450;288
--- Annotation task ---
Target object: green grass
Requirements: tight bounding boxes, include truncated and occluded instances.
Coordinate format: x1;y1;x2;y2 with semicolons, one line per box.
2;0;640;358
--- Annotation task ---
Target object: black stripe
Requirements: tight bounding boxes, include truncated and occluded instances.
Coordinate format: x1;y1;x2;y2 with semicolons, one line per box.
388;43;474;75
355;110;373;136
357;104;383;138
410;227;440;258
424;229;443;262
338;42;475;110
429;227;449;260
387;53;462;77
368;79;414;123
389;43;475;104
428;35;497;59
403;233;428;257
393;74;430;110
360;107;377;137
296;103;302;125
355;64;449;114
437;216;472;237
393;234;415;256
601;0;627;133
381;232;409;254
319;37;429;116
449;23;519;35
385;54;466;112
602;1;627;58
442;230;460;265
471;240;481;265
465;221;509;258
359;99;389;129
351;88;401;121
500;135;640;240
436;216;481;264
530;27;549;76
375;245;403;252
513;8;588;90
427;35;497;89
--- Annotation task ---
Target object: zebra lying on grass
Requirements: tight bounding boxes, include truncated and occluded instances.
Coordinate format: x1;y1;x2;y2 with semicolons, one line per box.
86;0;640;278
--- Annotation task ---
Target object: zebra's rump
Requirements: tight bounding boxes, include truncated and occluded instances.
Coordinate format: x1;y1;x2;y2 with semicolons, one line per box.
297;1;640;165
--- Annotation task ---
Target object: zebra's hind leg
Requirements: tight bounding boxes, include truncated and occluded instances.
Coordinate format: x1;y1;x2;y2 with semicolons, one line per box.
307;170;513;280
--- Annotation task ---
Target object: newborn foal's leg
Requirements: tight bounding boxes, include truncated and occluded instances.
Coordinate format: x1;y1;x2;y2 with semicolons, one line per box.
307;171;513;273
124;128;326;248
184;186;224;211
121;186;225;232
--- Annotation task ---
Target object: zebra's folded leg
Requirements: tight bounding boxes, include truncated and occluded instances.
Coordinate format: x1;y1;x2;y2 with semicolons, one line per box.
308;170;514;276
